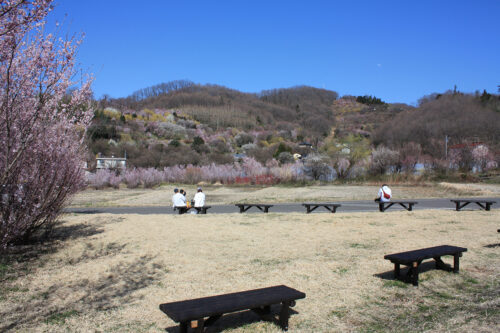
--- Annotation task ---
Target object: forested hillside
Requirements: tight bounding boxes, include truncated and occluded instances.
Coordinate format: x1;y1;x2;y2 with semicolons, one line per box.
103;81;338;137
87;81;499;184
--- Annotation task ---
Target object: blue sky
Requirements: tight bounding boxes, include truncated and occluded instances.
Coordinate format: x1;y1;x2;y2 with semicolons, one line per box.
49;0;499;104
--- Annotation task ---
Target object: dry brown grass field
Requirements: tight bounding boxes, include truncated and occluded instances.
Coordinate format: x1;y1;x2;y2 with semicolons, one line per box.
69;182;500;207
1;209;499;332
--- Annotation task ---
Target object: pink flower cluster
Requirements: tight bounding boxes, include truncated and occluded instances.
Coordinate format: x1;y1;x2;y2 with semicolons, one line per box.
86;159;306;189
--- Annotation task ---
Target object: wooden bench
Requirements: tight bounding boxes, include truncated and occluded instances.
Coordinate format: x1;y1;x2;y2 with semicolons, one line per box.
451;199;496;211
175;206;211;214
235;203;273;213
159;285;306;332
378;201;417;212
384;245;467;286
194;206;211;214
174;206;189;214
302;203;341;213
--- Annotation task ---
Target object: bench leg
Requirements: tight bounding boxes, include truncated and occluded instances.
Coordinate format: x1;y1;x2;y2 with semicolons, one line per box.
434;257;452;271
311;206;320;213
179;321;188;333
453;254;460;273
379;203;385;212
408;204;413;211
394;263;400;278
409;262;419;286
264;206;269;213
456;202;469;211
477;202;491;211
192;319;204;333
279;301;290;331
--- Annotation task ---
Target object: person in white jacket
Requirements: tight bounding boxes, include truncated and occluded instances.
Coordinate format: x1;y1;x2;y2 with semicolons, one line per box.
375;184;392;203
172;188;186;210
193;187;206;208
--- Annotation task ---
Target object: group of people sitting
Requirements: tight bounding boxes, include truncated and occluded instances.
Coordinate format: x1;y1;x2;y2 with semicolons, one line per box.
172;187;205;212
171;184;391;213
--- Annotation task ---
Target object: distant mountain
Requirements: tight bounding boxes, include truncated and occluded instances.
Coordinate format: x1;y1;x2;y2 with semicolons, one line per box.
104;82;341;138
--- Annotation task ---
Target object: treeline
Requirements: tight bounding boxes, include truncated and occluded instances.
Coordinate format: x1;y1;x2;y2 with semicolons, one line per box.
374;92;500;157
129;80;195;101
355;95;385;105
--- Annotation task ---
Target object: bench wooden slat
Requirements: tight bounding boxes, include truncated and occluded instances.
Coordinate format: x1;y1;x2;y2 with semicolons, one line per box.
302;203;341;205
450;199;496;204
388;200;418;204
159;285;305;323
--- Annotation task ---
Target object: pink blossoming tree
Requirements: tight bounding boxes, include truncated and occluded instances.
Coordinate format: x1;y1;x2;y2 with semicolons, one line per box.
0;0;93;248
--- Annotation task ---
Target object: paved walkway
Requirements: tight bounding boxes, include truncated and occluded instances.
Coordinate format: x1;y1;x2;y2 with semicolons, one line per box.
67;197;499;215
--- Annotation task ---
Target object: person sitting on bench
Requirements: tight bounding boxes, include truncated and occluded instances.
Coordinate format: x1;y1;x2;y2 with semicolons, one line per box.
172;188;179;211
172;188;187;212
374;184;392;203
192;187;206;213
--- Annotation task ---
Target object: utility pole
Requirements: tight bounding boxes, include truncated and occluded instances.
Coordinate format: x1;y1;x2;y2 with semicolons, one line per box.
445;135;449;160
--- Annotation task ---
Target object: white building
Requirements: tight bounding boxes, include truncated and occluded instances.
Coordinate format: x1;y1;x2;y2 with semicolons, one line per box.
96;155;127;170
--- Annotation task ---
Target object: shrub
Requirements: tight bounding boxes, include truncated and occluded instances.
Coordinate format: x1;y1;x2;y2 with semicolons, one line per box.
141;168;163;188
274;142;292;158
123;169;141;188
108;173;122;189
169;139;180;147
200;163;241;183
241;157;266;177
154;122;187;139
241;143;257;152
234;132;254;146
87;170;115;189
192;136;205;147
472;145;497;171
277;152;295;165
163;165;186;183
184;166;203;184
369;146;400;175
303;153;333;180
